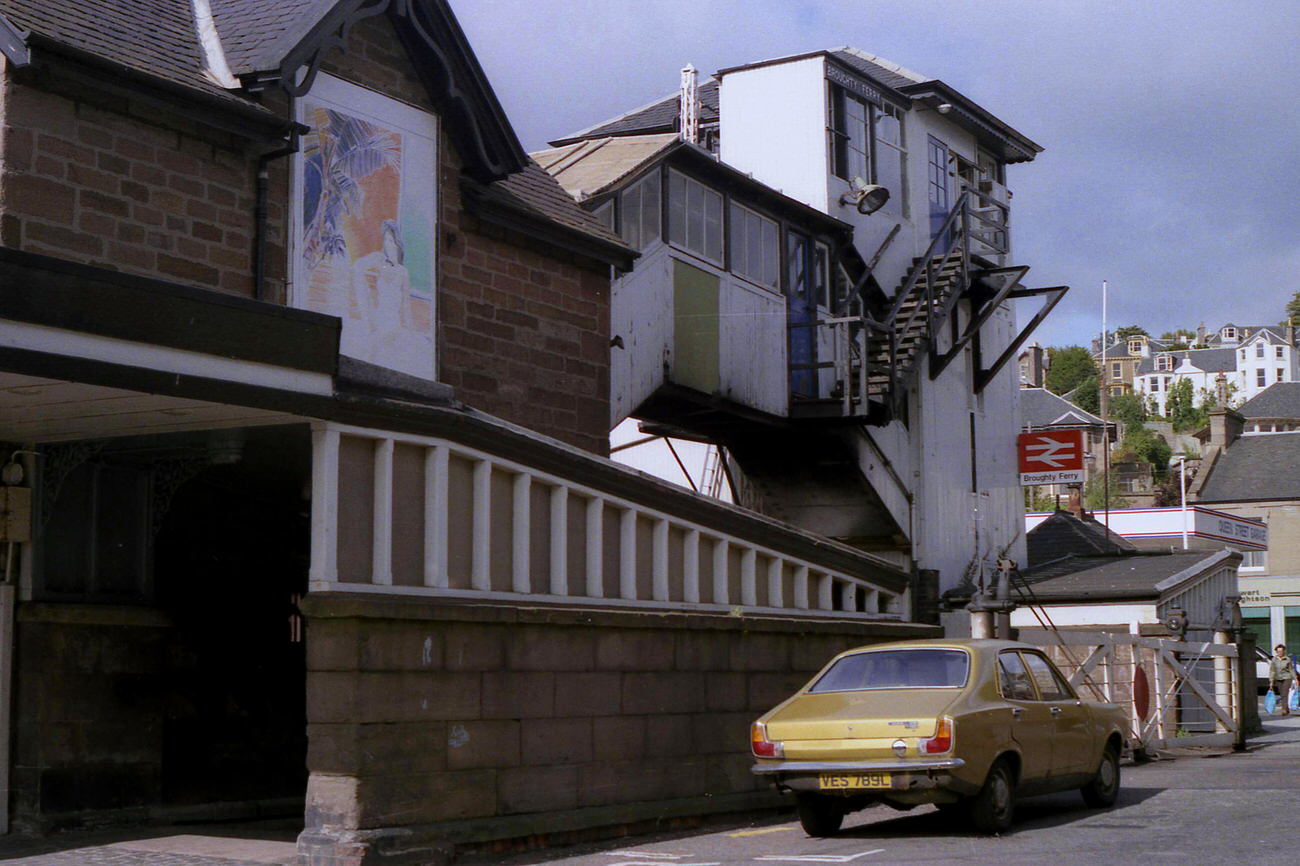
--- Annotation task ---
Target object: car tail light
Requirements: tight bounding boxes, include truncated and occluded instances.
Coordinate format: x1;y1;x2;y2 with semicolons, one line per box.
921;717;954;754
751;722;784;758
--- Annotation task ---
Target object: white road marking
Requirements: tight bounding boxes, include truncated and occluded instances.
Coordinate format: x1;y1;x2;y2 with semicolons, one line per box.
600;853;716;863
753;851;884;863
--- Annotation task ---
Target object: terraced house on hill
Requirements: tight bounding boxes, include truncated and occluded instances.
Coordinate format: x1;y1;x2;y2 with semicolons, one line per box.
537;47;1068;603
0;1;941;862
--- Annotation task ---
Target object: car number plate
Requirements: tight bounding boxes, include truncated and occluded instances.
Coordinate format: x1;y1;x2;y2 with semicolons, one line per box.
818;772;891;790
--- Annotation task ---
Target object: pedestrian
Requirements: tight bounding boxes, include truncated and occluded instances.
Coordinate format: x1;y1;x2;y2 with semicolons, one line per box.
1269;644;1295;715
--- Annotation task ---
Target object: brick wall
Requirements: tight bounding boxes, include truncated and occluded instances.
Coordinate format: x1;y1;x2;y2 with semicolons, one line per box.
0;14;612;454
437;180;612;456
299;595;935;861
321;15;613;455
0;60;262;296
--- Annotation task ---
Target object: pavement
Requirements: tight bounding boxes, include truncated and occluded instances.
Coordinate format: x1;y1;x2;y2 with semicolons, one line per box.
2;710;1299;865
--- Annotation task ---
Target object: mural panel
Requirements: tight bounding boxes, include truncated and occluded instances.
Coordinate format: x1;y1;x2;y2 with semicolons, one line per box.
294;74;438;379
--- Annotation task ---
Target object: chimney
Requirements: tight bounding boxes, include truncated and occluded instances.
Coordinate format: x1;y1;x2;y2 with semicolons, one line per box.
1208;407;1245;448
679;64;700;145
1065;486;1083;518
1196;322;1206;345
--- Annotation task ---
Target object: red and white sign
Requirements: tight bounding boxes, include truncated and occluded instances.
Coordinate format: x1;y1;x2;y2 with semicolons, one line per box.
1018;430;1084;486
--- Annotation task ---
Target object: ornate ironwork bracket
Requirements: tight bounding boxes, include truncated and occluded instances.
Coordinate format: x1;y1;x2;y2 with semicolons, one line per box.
38;442;103;532
151;458;211;537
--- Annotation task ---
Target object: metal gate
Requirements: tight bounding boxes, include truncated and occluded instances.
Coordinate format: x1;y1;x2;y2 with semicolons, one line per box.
1026;630;1242;753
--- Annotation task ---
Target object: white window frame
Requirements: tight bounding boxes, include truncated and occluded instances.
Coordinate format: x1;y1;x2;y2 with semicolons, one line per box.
874;102;906;216
667;169;724;266
1240;550;1267;572
728;202;780;290
619;170;662;251
829;86;872;184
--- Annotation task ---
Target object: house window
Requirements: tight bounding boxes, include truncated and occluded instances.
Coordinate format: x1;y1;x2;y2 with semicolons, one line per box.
619;171;661;251
1278;368;1285;382
1164;376;1172;388
1223;327;1237;340
1111;361;1122;379
591;199;614;231
1257;343;1265;358
1240;550;1267;571
38;460;153;602
1278;346;1286;359
1156;354;1171;371
1128;339;1143;355
1257;369;1267;387
874;102;905;215
667;169;723;264
728;202;779;289
1151;378;1160;393
829;86;871;183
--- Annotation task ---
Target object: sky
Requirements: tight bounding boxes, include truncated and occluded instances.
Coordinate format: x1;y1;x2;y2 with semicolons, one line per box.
458;0;1300;351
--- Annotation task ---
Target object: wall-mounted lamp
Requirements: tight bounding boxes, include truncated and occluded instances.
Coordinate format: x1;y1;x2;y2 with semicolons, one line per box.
936;103;953;114
838;178;891;215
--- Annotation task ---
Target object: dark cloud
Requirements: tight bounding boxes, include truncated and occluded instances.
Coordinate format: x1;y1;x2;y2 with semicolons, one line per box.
457;0;1300;346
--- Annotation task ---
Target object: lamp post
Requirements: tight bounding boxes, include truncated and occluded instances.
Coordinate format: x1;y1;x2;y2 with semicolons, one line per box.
1173;452;1188;549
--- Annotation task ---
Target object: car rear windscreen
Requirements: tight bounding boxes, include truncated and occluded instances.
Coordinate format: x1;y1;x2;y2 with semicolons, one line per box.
808;649;970;692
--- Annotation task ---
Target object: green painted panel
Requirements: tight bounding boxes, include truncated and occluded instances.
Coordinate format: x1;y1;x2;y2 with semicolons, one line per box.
673;259;720;394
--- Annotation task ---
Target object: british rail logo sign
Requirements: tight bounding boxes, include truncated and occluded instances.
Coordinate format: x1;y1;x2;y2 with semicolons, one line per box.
1018;430;1085;486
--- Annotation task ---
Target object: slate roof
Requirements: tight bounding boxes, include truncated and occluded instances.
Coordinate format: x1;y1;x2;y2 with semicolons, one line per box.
1238;382;1300;420
1020;387;1106;429
1092;335;1169;361
1025;511;1136;568
1197;431;1300;502
1205;324;1290;344
484;160;627;249
551;80;720;145
1135;347;1236;376
210;0;326;74
1016;549;1232;602
0;0;240;102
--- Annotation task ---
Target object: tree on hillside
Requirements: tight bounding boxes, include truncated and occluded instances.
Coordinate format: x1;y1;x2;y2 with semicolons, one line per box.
1115;427;1172;482
1110;392;1147;437
1286;291;1300;323
1071;375;1100;414
1045;346;1097;396
1160;328;1195;350
1165;378;1211;432
1113;325;1149;341
1083;473;1129;511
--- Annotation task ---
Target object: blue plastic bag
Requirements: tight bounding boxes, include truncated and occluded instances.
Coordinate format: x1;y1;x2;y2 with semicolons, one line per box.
1265;688;1278;714
1291;687;1299;712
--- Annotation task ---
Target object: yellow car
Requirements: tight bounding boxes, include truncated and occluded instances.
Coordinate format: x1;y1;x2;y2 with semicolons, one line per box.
750;638;1128;835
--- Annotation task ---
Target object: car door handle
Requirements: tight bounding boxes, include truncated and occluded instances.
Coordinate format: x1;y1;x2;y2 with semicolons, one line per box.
1011;707;1023;721
1050;707;1062;717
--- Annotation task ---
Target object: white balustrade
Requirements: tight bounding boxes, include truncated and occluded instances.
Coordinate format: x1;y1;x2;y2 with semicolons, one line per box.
308;422;905;619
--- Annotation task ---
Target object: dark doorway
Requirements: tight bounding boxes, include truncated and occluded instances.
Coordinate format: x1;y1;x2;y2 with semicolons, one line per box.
151;424;310;808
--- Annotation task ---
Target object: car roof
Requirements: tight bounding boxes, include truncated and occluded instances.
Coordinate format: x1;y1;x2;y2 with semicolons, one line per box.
829;638;1036;657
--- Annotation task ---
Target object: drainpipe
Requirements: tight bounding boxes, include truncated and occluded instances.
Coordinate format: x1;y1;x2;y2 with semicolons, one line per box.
254;122;304;302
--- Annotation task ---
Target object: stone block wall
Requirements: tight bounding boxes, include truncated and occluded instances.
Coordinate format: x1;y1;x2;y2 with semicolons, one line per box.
10;606;171;833
299;595;936;862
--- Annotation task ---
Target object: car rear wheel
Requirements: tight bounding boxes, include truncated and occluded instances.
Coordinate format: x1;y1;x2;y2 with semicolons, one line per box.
796;795;844;837
968;759;1015;834
1081;743;1121;808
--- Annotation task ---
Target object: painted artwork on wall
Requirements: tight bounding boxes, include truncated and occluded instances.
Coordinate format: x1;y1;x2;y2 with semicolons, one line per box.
294;74;438;379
